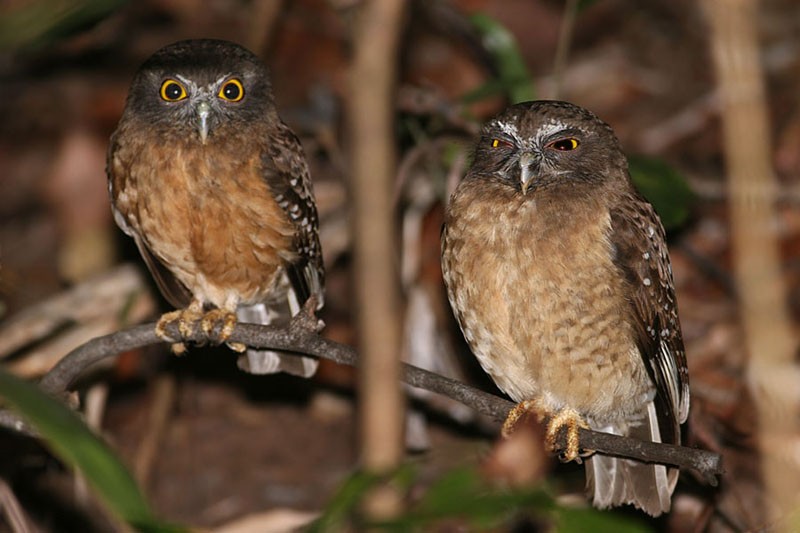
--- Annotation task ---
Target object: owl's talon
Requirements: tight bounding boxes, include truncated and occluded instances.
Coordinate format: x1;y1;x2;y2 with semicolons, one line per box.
503;402;590;464
227;341;247;353
200;309;238;344
170;342;188;355
155;302;205;349
545;407;590;463
502;399;541;438
155;309;182;342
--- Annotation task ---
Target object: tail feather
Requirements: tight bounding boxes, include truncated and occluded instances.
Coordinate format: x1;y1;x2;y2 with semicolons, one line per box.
585;402;678;516
236;299;319;378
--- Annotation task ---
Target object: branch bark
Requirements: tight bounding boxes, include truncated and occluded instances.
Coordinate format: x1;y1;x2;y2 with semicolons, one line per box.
15;311;724;486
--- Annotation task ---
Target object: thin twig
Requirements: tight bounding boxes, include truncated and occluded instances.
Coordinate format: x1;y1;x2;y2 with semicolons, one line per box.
134;374;176;488
14;307;724;485
0;477;35;533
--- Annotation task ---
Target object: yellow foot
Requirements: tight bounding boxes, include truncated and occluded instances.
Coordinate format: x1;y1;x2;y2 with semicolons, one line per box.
501;401;591;464
544;407;590;463
154;303;244;352
501;399;547;438
200;308;238;344
155;303;205;354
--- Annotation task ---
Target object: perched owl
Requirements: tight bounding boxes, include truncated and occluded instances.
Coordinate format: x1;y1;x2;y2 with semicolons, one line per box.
108;39;324;377
441;100;689;516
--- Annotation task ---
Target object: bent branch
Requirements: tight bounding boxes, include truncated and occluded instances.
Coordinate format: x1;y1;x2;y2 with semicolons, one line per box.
16;309;723;485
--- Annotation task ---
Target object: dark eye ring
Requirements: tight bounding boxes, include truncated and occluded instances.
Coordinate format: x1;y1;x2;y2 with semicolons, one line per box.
218;79;244;102
160;79;187;101
548;138;579;151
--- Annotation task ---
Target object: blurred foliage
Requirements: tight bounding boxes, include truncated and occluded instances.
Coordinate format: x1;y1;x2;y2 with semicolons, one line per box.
0;369;183;532
465;13;536;105
578;0;600;10
0;0;125;52
310;465;650;532
628;155;695;230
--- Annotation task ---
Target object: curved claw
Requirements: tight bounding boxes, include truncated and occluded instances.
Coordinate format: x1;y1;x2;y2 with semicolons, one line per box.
501;401;592;465
200;308;237;343
154;302;241;352
155;302;205;354
501;399;547;438
545;407;590;463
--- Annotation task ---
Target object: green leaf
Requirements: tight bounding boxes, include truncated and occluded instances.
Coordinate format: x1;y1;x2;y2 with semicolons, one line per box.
577;0;601;10
468;13;535;104
628;155;694;230
372;467;551;530
0;368;182;532
0;0;126;51
316;463;655;532
555;506;651;533
308;468;409;533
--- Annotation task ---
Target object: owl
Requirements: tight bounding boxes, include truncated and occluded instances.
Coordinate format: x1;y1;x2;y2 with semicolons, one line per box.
108;39;323;377
441;100;689;515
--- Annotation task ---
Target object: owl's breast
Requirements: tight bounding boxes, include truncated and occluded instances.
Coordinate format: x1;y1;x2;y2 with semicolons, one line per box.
110;128;294;308
442;179;653;425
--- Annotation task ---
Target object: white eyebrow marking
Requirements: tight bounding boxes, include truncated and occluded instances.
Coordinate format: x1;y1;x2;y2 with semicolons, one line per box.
174;73;233;94
213;73;231;86
497;120;519;139
534;119;571;140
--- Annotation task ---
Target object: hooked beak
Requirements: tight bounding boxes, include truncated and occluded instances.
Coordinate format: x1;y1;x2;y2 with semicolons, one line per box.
196;101;212;144
518;152;537;194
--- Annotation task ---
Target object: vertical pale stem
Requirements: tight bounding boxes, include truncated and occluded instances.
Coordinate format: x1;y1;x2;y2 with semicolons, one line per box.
704;0;800;522
348;0;407;517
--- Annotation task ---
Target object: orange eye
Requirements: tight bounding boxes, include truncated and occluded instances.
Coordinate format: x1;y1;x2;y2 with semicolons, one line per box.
160;79;187;101
549;138;579;151
218;78;244;102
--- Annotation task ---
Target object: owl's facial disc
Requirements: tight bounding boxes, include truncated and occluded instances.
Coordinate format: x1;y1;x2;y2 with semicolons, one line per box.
168;74;239;144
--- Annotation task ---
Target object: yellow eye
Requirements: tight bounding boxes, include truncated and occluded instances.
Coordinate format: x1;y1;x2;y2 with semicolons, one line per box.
491;138;512;149
160;79;187;101
218;78;244;102
549;138;579;151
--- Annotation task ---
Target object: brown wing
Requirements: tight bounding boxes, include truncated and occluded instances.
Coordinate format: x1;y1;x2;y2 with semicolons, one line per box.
259;119;324;309
609;191;689;445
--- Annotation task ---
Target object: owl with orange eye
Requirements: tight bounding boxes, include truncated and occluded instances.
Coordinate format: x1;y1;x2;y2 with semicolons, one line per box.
108;39;324;377
441;100;689;515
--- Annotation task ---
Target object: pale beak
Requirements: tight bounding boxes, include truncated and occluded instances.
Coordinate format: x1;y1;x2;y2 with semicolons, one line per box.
196;101;211;144
518;152;536;194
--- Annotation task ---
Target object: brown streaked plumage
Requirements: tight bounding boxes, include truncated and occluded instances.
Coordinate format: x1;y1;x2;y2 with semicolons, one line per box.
441;100;689;516
108;39;323;376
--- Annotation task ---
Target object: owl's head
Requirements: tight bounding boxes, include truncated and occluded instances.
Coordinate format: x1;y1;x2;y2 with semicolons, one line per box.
470;100;629;194
123;39;274;144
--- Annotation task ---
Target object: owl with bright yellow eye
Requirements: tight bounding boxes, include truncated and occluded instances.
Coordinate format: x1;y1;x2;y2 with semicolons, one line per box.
108;39;324;377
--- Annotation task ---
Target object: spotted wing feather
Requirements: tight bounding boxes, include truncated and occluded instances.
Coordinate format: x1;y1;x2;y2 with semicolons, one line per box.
260;120;324;308
236;118;324;378
609;190;689;444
